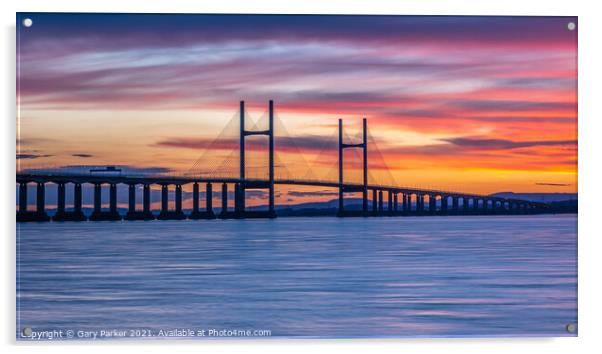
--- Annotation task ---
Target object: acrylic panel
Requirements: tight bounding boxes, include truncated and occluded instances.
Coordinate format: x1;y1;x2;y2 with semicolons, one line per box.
16;13;578;340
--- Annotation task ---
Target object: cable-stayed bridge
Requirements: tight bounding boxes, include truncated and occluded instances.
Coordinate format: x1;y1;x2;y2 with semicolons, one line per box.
16;101;549;222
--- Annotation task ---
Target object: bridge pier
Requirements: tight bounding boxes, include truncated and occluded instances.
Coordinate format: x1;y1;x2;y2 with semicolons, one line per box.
57;182;65;215
35;182;49;220
189;182;216;219
93;183;101;213
387;190;393;214
218;183;231;219
53;182;86;221
402;193;408;213
362;187;368;214
429;195;436;214
378;190;384;213
73;183;85;220
157;184;186;220
175;185;183;214
17;182;50;222
414;194;419;213
110;183;118;214
372;189;377;214
452;196;459;214
18;182;27;213
463;197;469;214
51;182;67;221
393;193;398;213
128;184;135;213
234;183;242;218
90;183;122;221
124;184;155;220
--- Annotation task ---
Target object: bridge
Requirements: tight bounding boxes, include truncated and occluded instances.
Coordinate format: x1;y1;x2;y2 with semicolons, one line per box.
16;100;549;222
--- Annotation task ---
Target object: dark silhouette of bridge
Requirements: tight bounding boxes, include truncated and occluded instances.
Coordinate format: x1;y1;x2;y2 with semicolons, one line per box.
16;100;549;222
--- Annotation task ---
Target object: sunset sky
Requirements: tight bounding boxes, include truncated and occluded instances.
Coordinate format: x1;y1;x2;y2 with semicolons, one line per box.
17;14;577;206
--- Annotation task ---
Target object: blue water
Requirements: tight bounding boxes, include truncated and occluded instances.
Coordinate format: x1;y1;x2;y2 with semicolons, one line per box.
16;215;577;339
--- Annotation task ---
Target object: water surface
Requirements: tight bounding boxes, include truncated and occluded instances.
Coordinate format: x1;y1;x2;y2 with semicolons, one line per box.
16;215;577;339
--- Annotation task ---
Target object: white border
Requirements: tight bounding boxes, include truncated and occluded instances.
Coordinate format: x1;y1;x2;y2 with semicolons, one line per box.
3;0;601;353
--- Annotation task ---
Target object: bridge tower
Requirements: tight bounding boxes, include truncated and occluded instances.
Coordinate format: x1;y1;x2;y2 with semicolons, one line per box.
237;100;276;218
338;118;368;216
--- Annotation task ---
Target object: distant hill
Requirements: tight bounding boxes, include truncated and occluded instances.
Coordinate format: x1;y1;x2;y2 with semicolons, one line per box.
489;192;577;203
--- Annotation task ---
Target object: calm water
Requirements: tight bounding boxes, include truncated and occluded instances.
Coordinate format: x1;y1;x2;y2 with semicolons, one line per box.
16;215;577;339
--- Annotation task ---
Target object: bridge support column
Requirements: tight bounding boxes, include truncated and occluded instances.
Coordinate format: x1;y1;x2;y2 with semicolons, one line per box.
157;184;185;220
35;182;49;221
240;100;246;216
18;182;27;213
109;183;117;213
337;116;368;218
57;183;66;215
378;190;384;213
89;183;102;220
35;182;48;218
234;183;242;217
73;183;85;221
89;183;120;221
175;185;184;217
268;101;276;218
238;100;276;218
372;189;377;214
393;193;398;213
402;194;408;213
206;183;215;217
36;182;44;213
51;182;68;221
94;183;102;214
441;196;448;214
189;182;215;219
192;182;199;214
161;185;168;213
74;184;82;215
162;185;169;212
125;183;154;220
418;194;424;214
144;185;150;213
463;197;469;214
362;118;368;214
128;184;135;214
388;190;393;214
17;181;49;222
219;183;229;219
429;195;436;214
452;196;459;214
338;119;344;216
109;184;121;220
362;189;368;214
